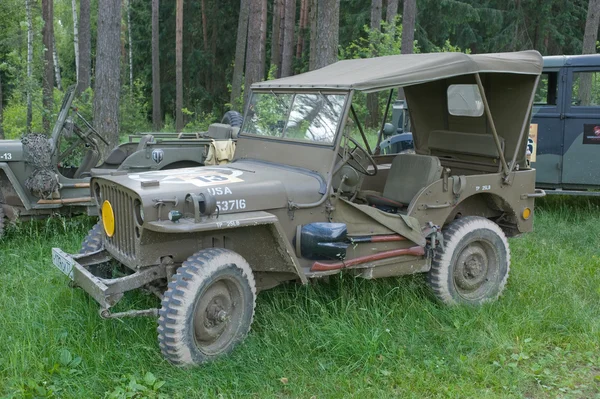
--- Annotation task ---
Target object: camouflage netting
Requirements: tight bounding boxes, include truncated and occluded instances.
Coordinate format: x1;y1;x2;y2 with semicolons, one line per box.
22;134;59;200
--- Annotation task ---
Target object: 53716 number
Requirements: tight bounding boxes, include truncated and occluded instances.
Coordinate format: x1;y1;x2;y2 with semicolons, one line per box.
216;199;246;211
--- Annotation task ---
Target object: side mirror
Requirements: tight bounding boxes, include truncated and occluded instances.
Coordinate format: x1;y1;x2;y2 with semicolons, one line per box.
383;123;395;137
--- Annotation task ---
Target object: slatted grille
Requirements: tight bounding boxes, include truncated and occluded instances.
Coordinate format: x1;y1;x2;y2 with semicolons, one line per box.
100;182;136;260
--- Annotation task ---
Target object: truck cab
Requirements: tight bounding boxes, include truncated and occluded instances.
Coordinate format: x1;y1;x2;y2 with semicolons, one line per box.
531;54;600;193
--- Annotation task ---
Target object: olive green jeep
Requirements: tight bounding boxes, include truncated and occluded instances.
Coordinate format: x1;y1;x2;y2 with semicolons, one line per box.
0;86;241;237
52;51;545;366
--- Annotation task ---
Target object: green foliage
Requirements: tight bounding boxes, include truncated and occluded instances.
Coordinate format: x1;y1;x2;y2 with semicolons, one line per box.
119;79;152;135
104;373;167;399
2;88;64;138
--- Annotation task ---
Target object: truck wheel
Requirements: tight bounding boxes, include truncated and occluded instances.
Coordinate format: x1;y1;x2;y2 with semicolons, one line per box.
80;221;104;253
427;216;510;306
221;111;243;127
158;248;256;366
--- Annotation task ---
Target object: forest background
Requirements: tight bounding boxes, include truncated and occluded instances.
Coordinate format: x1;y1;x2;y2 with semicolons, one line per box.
0;0;599;150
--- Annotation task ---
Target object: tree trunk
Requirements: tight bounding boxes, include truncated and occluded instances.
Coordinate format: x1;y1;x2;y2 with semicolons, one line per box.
309;0;317;70
77;0;91;94
271;0;282;76
583;0;600;53
580;0;600;105
0;72;4;140
93;0;122;155
296;0;308;59
231;0;249;110
175;0;184;132
152;0;162;129
26;0;33;133
127;0;133;95
244;0;265;107
52;35;63;91
366;0;382;128
201;0;208;51
42;0;55;134
313;0;339;70
281;0;296;77
386;0;398;28
260;0;267;77
401;0;416;54
72;0;79;81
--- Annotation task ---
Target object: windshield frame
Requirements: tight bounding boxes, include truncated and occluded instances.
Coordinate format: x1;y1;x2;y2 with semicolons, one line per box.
240;89;351;148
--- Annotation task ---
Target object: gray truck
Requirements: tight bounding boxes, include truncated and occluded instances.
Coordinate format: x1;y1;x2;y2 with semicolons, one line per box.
52;51;545;366
0;86;240;237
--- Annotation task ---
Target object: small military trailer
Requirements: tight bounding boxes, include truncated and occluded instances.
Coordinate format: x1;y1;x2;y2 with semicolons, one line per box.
52;51;545;366
530;54;600;194
0;86;240;237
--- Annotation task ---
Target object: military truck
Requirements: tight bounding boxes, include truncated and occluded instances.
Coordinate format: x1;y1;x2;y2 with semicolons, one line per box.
0;86;241;237
51;51;545;366
530;54;600;195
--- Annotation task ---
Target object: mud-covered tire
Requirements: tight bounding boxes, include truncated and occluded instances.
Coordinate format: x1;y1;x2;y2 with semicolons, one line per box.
427;216;510;306
79;221;104;253
221;111;243;127
158;248;256;366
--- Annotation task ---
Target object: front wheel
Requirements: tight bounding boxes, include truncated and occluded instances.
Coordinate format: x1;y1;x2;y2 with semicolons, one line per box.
427;216;510;306
158;248;256;366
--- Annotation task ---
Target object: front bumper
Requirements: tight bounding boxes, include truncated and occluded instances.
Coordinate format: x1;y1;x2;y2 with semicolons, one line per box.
51;248;166;310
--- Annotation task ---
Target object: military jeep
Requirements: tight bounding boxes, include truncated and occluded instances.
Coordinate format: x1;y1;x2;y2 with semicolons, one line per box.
0;86;241;237
52;51;545;366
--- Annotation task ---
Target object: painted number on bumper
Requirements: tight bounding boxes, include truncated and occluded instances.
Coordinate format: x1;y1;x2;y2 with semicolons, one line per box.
52;249;75;280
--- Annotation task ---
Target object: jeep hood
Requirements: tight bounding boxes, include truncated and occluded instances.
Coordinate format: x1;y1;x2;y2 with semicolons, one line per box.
95;160;326;215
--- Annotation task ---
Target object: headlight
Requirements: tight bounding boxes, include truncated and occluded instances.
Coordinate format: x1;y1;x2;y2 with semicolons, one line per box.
134;199;144;225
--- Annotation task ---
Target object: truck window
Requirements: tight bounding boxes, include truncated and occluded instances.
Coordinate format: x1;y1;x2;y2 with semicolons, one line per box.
534;72;558;105
571;71;600;106
447;84;484;117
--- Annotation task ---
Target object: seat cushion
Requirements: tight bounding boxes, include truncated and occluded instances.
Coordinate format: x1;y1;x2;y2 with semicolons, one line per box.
365;194;404;210
383;154;442;205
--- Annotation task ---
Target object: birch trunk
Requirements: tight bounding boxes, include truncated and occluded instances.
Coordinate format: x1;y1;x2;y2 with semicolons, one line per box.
52;35;63;90
26;0;33;133
367;0;382;128
42;0;55;134
152;0;162;129
270;0;282;77
127;0;133;95
175;0;184;132
0;72;4;140
72;0;79;80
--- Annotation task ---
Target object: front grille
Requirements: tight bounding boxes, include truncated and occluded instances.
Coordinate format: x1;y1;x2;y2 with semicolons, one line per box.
99;182;136;261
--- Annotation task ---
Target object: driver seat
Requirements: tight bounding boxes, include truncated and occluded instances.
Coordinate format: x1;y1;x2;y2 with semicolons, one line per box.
74;149;101;179
366;154;442;212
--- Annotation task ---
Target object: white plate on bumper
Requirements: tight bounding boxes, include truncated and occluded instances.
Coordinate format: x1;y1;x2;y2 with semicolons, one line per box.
52;248;75;280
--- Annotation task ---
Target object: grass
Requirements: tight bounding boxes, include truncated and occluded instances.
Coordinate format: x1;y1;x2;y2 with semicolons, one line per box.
1;196;599;398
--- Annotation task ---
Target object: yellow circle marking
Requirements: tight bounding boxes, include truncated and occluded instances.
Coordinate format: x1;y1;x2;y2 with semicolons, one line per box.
522;207;531;220
102;200;115;237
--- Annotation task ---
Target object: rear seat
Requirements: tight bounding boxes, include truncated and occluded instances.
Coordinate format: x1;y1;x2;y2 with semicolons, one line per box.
428;130;504;174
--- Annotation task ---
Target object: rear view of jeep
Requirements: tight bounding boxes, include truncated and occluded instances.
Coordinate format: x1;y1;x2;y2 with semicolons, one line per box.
51;50;545;366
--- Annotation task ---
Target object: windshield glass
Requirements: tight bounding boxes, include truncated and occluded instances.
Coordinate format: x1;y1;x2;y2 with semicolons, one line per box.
243;92;347;144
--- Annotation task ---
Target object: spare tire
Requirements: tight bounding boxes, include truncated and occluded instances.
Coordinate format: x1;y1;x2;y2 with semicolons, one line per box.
221;111;243;127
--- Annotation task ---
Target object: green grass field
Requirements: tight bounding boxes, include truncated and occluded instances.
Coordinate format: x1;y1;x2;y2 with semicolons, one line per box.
1;196;599;398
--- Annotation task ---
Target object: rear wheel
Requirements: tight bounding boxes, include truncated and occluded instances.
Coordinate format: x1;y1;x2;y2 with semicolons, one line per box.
221;111;243;127
158;248;256;366
80;221;104;253
427;216;510;305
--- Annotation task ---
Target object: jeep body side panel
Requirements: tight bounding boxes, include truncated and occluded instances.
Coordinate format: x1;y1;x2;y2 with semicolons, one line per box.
408;170;537;234
0;140;25;162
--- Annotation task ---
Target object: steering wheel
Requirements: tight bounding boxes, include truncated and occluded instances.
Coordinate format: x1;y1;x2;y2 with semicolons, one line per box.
339;137;378;176
72;108;110;146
